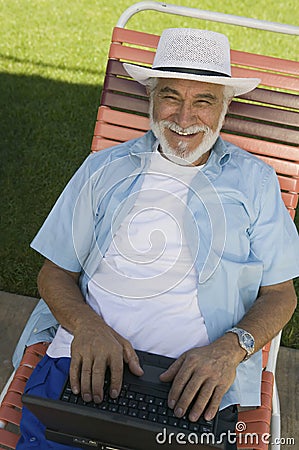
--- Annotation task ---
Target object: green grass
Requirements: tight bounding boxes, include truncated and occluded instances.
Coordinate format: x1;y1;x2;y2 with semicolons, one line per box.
0;0;298;348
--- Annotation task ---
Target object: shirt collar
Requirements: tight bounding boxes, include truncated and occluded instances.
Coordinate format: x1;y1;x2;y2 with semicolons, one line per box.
201;137;231;180
129;131;155;156
128;131;231;175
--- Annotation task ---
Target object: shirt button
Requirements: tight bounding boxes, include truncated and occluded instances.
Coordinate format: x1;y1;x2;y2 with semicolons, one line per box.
29;437;36;442
33;328;38;333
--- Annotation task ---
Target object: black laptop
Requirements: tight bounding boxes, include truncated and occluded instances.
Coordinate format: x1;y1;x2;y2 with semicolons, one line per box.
22;350;221;450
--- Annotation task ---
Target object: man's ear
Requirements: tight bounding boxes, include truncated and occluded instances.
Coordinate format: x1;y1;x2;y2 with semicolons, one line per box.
225;96;233;115
226;93;233;108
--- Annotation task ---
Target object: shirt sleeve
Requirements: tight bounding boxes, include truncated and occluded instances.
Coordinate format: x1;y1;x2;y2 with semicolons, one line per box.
249;167;299;286
31;154;97;273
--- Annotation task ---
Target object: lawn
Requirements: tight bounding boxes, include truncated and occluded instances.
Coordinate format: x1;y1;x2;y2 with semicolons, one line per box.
0;0;298;347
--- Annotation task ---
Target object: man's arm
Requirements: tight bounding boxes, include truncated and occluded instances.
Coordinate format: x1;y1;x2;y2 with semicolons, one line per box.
160;279;297;421
37;259;143;403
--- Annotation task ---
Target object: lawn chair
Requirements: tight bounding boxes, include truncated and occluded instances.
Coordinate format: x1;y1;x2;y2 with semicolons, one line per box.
0;2;298;449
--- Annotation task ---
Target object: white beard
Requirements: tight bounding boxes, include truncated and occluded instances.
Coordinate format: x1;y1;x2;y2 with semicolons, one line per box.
150;103;228;165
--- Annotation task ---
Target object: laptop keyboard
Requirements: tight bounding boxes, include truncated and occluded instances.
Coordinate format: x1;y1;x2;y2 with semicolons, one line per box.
61;379;216;434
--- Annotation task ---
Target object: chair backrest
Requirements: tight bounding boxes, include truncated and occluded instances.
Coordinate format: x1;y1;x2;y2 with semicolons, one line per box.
91;27;299;219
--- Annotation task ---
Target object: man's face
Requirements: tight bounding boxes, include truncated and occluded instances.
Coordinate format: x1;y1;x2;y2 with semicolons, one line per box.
150;78;228;164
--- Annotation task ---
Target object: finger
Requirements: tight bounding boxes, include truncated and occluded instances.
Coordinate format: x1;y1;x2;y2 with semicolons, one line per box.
167;363;193;411
202;386;226;421
172;374;205;418
159;357;184;382
123;344;144;376
108;352;124;398
69;353;82;395
80;358;93;402
187;381;215;421
91;358;107;403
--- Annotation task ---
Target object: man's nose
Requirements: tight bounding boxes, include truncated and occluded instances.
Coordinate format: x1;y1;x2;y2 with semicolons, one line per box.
175;101;197;129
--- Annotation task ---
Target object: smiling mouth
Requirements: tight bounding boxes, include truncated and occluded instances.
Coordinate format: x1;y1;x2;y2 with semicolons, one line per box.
165;122;206;138
169;129;202;138
174;130;197;136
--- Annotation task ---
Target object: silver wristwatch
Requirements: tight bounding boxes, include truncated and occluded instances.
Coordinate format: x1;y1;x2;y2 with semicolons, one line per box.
226;327;255;361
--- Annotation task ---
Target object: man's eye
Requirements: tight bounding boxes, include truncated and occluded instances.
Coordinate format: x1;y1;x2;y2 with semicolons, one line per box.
195;100;212;106
160;94;179;102
165;96;178;101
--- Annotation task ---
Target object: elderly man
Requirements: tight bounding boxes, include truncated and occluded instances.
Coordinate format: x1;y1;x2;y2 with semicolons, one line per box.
16;28;299;449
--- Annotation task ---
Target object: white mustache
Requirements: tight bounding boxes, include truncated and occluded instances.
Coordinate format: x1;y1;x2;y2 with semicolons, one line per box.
160;121;210;136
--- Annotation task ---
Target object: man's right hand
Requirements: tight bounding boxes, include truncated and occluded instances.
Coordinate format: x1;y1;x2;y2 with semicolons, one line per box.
37;260;143;403
69;317;144;403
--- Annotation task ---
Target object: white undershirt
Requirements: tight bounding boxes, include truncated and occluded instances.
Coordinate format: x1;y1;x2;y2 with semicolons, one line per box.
47;147;210;359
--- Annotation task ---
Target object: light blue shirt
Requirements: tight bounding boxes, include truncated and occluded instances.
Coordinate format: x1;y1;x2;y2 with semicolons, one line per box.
13;131;299;409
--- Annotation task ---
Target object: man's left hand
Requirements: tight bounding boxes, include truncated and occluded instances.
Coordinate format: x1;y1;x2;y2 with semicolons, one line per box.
159;334;245;421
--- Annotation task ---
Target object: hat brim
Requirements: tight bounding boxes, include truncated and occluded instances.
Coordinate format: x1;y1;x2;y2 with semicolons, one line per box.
123;63;260;97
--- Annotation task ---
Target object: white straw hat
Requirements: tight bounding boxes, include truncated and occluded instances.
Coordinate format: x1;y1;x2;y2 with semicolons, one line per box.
123;28;260;96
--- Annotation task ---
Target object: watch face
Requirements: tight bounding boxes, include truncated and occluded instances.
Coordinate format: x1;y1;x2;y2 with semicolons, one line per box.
243;332;254;352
